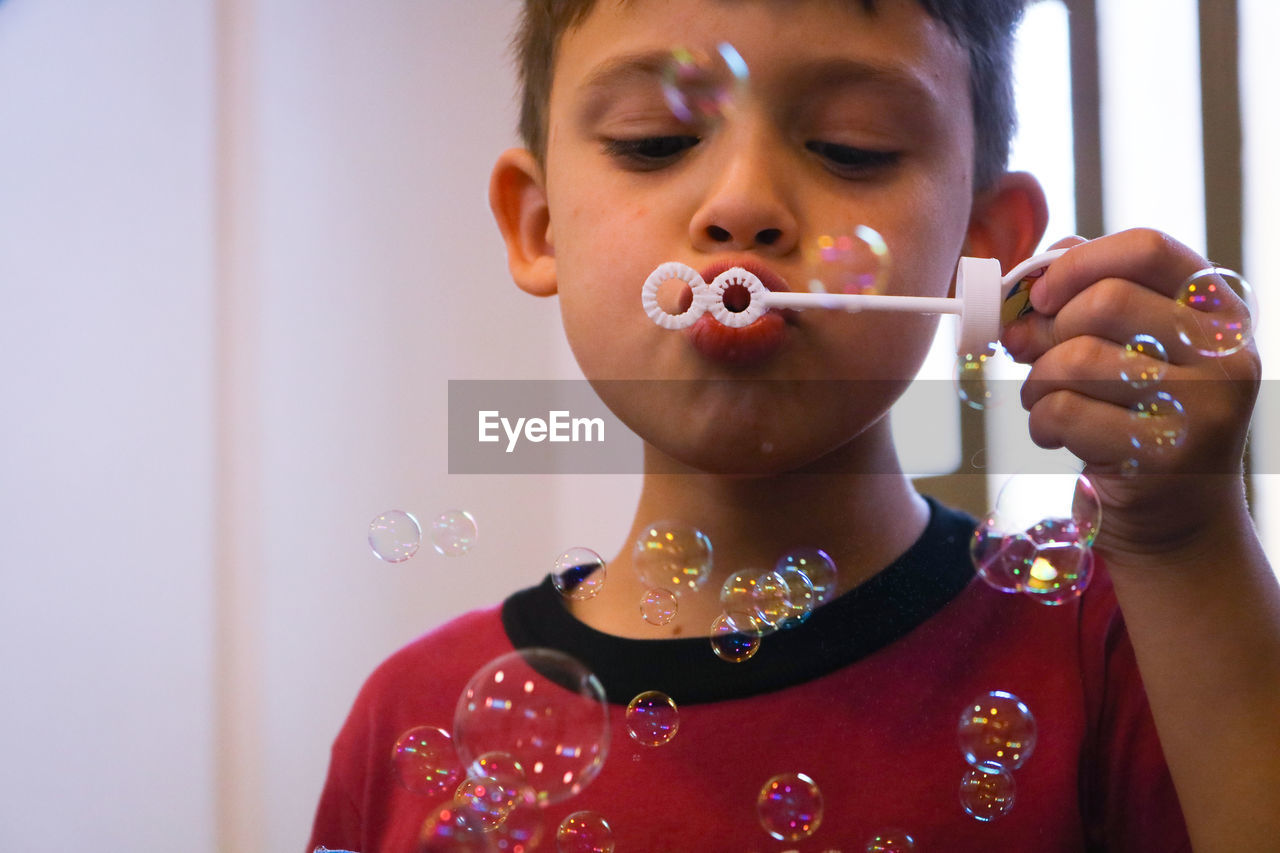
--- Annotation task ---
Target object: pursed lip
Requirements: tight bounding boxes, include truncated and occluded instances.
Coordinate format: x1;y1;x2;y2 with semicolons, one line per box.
686;259;794;366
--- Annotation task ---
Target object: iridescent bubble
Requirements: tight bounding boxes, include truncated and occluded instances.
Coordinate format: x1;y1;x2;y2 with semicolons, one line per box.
369;509;421;563
463;753;543;850
418;801;495;853
633;522;713;594
957;690;1037;772
551;547;607;601
975;470;1102;603
556;811;615;853
865;829;917;852
805;226;891;296
626;690;680;747
431;509;478;556
775;546;838;606
639;587;678;626
970;524;1035;594
710;610;763;663
1021;520;1094;605
660;43;749;126
757;772;824;842
390;725;461;797
720;569;763;612
753;568;815;629
1129;391;1188;457
453;649;610;806
455;775;512;831
1174;266;1256;357
954;349;994;410
1119;333;1169;389
959;766;1016;822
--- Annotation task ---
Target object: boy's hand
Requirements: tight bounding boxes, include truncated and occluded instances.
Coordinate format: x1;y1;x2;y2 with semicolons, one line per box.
999;229;1261;570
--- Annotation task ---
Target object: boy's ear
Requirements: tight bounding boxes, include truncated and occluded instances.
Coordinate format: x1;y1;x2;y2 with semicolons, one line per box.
490;147;557;296
963;171;1049;272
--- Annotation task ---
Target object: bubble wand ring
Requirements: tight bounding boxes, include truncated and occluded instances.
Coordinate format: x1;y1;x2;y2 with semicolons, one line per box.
641;262;714;330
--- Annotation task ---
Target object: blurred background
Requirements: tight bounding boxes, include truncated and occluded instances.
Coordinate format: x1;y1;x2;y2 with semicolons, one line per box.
1;1;1275;850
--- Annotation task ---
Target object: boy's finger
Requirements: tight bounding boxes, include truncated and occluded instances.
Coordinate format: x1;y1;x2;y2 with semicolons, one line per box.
1029;228;1208;316
1018;335;1174;412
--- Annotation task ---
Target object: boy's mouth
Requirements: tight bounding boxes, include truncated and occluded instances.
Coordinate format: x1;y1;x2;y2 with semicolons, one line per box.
686;261;791;366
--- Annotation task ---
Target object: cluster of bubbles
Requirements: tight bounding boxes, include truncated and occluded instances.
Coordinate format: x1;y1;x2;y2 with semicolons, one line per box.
368;508;478;562
971;470;1101;605
956;690;1036;821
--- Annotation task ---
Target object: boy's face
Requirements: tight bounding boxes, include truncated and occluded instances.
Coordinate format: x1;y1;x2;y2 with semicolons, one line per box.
516;0;988;473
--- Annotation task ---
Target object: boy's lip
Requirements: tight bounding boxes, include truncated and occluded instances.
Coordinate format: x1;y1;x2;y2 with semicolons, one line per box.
686;259;792;366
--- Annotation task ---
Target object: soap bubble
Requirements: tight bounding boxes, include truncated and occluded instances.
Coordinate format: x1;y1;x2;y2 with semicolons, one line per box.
1129;391;1188;456
720;569;764;612
552;547;607;601
1174;267;1256;357
417;802;495;853
556;811;615;853
457;753;543;845
453;649;610;806
661;43;749;127
776;546;838;606
710;609;763;662
865;830;917;852
954;348;995;410
391;725;461;797
369;510;421;563
957;690;1037;772
626;690;680;747
455;775;512;831
1021;520;1095;606
959;766;1016;822
972;470;1100;603
1119;333;1169;389
757;772;824;842
431;509;478;556
805;226;891;296
639;587;678;626
633;522;713;594
753;568;816;629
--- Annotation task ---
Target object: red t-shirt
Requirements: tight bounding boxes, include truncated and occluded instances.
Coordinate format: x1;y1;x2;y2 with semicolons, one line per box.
309;499;1189;851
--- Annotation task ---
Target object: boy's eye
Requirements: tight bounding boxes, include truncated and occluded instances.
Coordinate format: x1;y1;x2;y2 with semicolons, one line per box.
602;135;700;168
805;141;900;176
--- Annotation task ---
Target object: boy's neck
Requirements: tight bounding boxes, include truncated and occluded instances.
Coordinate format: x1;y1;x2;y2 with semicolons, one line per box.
567;420;931;639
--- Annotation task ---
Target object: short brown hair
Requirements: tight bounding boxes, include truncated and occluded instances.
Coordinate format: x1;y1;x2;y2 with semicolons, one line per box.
513;0;1027;190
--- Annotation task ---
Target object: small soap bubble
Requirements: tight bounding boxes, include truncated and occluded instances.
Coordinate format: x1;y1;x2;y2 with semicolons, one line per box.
1022;520;1094;605
455;775;512;831
454;649;610;806
710;610;763;662
639;587;679;625
1174;267;1256;357
369;510;422;563
1119;334;1169;389
626;690;680;747
776;546;838;606
633;522;713;594
957;690;1037;772
757;772;824;842
391;725;461;797
720;569;763;611
865;830;917;852
959;766;1016;822
661;43;749;126
551;547;607;601
805;226;891;296
1128;391;1188;458
556;811;615;853
431;509;478;556
417;803;494;853
954;349;995;410
970;525;1035;594
462;753;543;845
753;568;816;629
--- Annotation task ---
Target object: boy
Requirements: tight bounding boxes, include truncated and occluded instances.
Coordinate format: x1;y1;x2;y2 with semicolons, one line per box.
311;0;1280;849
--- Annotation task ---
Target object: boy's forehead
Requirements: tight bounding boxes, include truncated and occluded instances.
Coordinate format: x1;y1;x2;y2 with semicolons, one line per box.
553;0;969;107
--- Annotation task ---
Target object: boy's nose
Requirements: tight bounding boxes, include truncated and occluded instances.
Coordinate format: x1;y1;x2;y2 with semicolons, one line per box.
689;135;798;255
